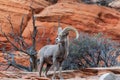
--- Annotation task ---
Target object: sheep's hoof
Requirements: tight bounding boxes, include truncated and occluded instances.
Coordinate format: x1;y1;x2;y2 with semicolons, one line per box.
60;78;64;80
51;76;56;80
44;73;47;78
58;74;64;80
59;77;64;80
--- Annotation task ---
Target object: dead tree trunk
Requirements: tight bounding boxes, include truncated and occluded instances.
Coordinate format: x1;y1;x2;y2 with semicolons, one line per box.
0;6;39;72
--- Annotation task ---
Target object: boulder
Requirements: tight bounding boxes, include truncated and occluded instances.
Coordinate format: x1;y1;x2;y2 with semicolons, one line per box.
109;0;120;9
99;73;116;80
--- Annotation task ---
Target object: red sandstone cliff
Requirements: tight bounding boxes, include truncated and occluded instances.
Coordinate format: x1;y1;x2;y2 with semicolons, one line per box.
0;1;120;79
0;0;120;50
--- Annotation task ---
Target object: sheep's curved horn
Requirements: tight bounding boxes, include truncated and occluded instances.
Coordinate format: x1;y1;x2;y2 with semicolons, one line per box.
60;26;79;39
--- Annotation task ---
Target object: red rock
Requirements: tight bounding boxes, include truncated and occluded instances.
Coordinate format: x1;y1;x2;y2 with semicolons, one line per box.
34;1;120;49
0;0;50;35
0;0;120;51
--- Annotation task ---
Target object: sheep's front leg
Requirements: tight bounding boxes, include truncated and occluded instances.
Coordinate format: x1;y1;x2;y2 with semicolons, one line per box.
58;63;64;80
52;58;57;80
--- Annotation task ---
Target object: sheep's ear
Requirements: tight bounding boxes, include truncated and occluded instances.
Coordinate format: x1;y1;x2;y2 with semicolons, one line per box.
57;17;62;34
58;27;62;34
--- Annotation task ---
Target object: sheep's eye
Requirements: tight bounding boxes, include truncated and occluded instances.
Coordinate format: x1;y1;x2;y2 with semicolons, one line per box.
58;35;62;38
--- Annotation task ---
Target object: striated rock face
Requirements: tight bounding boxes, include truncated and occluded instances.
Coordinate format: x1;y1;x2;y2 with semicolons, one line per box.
0;0;51;50
0;0;50;34
1;1;120;78
0;0;120;50
34;1;120;43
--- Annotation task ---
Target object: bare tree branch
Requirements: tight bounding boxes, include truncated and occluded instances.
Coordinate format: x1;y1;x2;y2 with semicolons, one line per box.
0;4;40;71
6;15;15;35
0;19;29;55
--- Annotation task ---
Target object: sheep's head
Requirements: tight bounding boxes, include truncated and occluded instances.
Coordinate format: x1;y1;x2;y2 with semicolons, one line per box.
56;32;69;43
56;26;79;44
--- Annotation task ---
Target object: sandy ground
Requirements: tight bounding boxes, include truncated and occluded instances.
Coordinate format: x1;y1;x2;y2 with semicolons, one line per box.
0;70;99;80
1;68;120;80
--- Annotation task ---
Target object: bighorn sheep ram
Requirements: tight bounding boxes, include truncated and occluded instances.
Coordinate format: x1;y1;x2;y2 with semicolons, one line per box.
37;26;79;79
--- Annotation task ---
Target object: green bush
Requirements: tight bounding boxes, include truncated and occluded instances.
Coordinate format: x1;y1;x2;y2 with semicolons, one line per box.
62;32;120;70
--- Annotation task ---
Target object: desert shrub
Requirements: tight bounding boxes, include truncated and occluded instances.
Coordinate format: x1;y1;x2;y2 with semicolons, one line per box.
80;0;113;6
62;32;120;70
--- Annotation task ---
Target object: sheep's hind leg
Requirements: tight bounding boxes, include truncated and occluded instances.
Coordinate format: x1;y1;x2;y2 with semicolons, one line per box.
52;58;57;80
44;64;51;77
39;58;44;77
58;63;64;80
52;66;57;80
